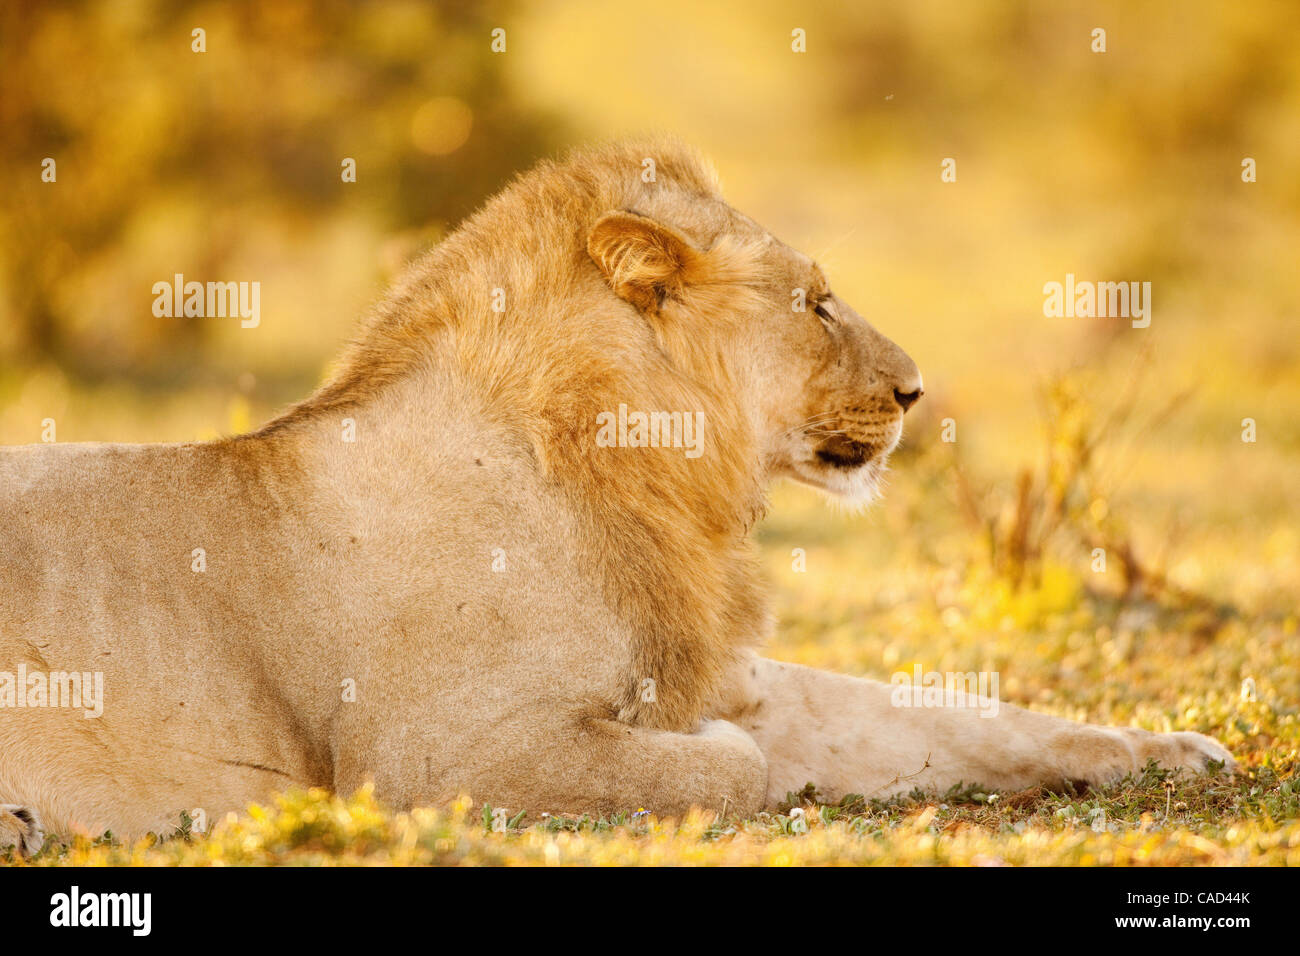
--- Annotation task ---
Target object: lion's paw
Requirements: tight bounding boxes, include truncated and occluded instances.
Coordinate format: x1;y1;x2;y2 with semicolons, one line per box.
697;718;756;747
1141;731;1237;777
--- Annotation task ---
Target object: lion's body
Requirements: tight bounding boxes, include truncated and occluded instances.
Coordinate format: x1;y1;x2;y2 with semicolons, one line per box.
2;440;327;837
0;381;669;836
0;140;1231;848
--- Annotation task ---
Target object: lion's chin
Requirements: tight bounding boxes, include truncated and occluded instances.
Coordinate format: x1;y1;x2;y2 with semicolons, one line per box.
792;454;889;511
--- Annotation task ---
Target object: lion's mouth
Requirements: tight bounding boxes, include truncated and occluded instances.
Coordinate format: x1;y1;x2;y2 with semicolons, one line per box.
814;435;873;469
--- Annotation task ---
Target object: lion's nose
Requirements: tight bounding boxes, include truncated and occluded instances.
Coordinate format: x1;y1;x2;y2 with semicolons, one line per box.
893;387;923;412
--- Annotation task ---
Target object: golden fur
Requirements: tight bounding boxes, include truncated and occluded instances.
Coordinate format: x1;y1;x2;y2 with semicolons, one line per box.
267;143;777;731
0;139;1232;854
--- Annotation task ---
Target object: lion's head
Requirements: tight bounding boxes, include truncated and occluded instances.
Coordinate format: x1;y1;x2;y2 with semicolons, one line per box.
584;151;922;507
311;137;921;511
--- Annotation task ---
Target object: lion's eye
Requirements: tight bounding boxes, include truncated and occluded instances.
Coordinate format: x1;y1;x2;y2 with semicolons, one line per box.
813;300;835;323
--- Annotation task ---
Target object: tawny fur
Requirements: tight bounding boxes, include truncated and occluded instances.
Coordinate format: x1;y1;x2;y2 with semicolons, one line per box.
0;139;1232;853
266;141;774;732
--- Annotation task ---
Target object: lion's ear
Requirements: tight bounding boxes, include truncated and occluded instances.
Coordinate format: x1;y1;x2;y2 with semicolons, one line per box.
587;210;702;313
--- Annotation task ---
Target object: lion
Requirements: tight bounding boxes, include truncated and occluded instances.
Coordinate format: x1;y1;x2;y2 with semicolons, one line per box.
0;139;1232;855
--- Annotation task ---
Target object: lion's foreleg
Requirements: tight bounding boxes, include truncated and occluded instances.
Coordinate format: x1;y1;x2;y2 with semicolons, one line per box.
334;711;769;820
719;656;1234;806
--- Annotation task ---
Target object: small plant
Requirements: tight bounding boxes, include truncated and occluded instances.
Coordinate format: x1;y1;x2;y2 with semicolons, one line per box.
952;348;1222;624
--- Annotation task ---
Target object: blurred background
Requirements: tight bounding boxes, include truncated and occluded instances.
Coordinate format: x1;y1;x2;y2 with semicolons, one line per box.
2;1;1297;719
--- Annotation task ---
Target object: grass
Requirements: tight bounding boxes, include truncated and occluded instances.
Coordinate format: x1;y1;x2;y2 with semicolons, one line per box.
10;764;1296;866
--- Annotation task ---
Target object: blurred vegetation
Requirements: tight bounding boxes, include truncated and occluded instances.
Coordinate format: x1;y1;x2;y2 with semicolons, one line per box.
0;0;558;392
2;0;1297;864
